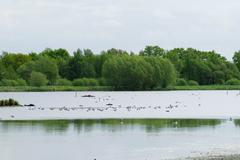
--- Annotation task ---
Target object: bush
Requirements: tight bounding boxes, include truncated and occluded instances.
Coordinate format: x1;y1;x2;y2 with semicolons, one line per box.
16;78;27;86
98;78;107;86
88;79;99;86
0;78;27;86
29;71;48;87
188;80;199;86
225;78;240;85
0;79;18;86
73;78;99;86
55;78;72;86
176;78;187;86
73;79;84;86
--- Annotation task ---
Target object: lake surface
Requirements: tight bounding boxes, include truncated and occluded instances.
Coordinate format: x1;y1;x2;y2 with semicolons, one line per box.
0;91;240;120
1;119;240;160
1;91;240;159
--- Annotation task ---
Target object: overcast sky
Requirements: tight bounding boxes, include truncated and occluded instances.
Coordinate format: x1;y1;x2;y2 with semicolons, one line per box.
0;0;240;59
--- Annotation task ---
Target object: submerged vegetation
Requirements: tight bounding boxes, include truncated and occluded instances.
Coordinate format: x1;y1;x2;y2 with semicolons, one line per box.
1;46;240;90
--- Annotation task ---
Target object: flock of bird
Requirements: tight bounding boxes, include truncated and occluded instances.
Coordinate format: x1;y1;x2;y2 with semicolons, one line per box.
7;91;240;119
6;92;221;118
21;93;193;114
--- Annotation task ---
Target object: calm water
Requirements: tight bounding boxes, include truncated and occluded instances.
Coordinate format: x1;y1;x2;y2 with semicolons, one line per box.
1;91;240;159
1;119;240;160
0;91;240;120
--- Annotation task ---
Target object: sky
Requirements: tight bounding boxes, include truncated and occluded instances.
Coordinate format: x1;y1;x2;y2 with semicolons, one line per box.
0;0;240;60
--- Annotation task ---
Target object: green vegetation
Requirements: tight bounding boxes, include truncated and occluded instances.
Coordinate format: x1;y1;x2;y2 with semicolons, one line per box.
225;78;240;85
1;46;240;91
0;98;19;107
0;86;112;92
168;85;240;90
55;78;72;86
188;80;199;86
72;78;99;86
176;78;188;86
29;71;48;87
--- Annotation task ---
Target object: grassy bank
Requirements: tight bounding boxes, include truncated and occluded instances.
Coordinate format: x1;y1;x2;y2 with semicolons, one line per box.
0;86;113;92
0;85;240;92
167;85;240;91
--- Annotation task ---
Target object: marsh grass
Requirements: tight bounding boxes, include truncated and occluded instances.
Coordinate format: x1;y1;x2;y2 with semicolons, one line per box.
0;85;240;92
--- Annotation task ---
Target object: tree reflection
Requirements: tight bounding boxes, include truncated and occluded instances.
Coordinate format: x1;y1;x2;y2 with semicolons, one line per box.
234;119;240;127
0;119;223;134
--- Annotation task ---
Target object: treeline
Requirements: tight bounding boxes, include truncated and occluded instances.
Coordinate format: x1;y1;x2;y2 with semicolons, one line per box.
1;46;240;90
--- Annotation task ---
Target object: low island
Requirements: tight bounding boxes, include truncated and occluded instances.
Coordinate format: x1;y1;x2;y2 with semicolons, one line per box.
0;98;20;107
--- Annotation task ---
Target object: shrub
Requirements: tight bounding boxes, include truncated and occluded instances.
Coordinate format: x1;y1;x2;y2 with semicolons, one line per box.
0;79;18;86
72;79;85;86
88;79;99;86
55;78;72;86
176;78;187;86
16;78;27;86
188;80;199;86
29;71;48;87
98;78;107;86
73;78;99;86
225;78;240;85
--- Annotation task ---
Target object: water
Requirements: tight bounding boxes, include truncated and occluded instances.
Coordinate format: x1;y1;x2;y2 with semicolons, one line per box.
1;119;240;160
0;91;240;120
1;91;240;159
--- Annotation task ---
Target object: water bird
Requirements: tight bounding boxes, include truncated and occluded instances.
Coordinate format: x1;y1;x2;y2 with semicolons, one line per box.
24;104;35;107
82;95;95;98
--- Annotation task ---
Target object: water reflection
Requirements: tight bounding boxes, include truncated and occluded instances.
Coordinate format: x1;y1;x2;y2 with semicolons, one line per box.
234;119;240;127
0;119;224;134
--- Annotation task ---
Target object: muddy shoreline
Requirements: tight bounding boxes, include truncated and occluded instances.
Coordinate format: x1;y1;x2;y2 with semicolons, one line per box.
183;154;240;160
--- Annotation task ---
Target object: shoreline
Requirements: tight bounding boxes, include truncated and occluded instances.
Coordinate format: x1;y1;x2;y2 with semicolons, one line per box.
0;85;240;92
183;154;240;160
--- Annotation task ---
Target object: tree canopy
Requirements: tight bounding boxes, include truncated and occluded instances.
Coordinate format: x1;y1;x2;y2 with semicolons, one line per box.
0;46;239;89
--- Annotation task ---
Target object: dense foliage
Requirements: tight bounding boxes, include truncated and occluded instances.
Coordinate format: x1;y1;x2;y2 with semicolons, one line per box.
0;46;240;90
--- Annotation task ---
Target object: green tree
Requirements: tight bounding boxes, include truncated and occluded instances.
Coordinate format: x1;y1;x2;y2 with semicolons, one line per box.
29;71;48;86
40;48;70;60
1;53;31;71
17;61;35;81
140;46;165;56
233;51;240;72
103;55;154;90
34;57;59;84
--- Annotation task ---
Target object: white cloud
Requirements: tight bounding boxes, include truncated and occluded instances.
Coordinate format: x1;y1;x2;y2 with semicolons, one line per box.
0;0;240;59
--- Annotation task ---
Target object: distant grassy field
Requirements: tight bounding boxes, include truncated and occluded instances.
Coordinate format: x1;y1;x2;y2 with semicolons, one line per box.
0;85;240;92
